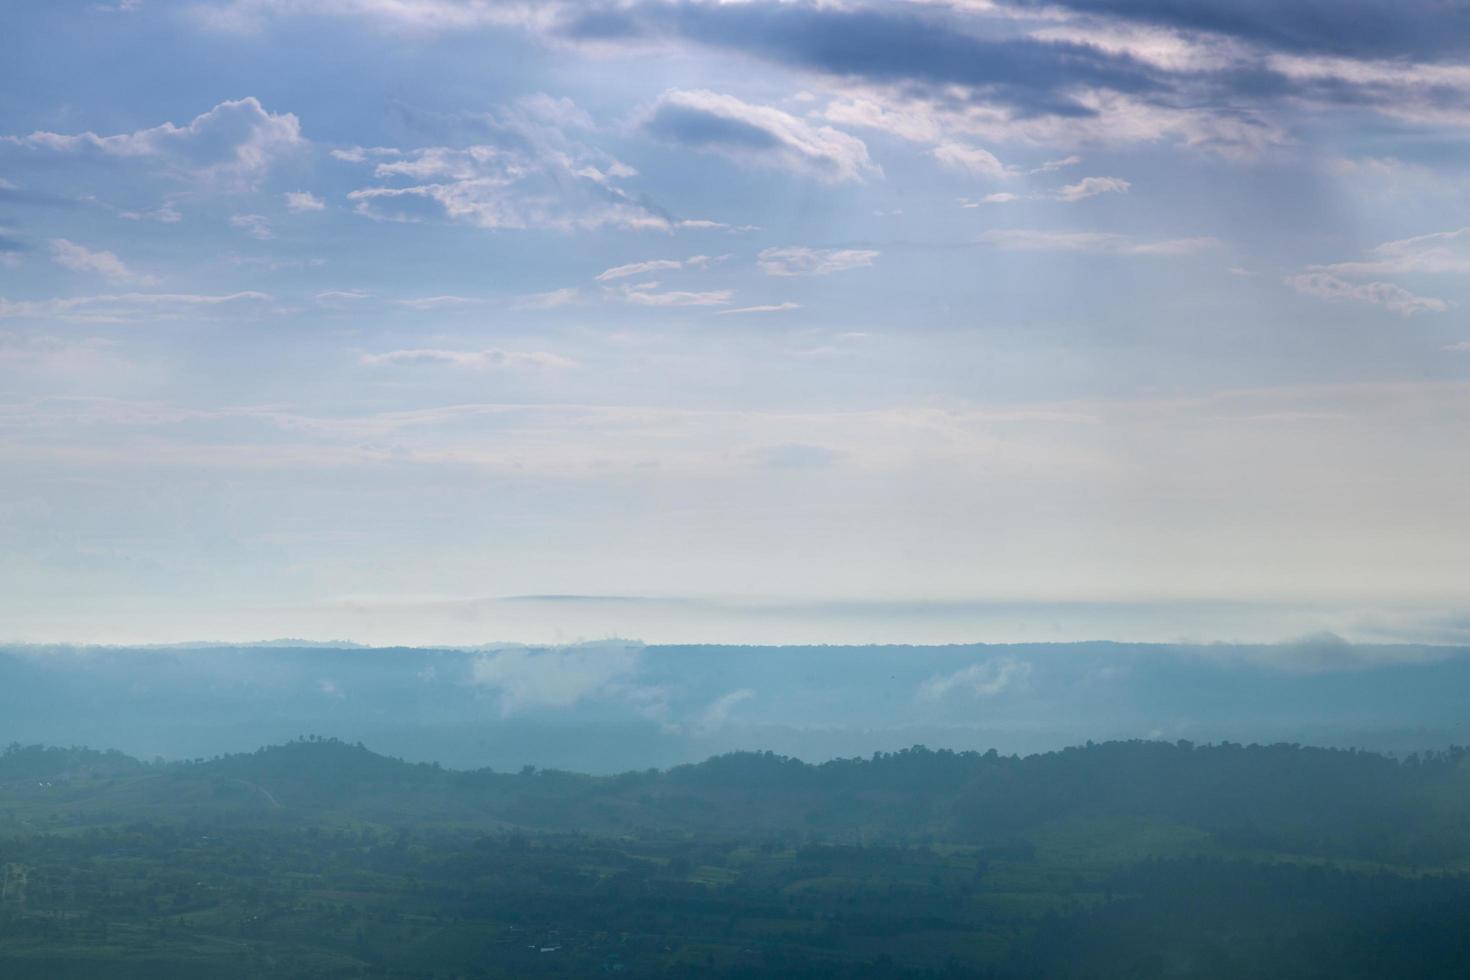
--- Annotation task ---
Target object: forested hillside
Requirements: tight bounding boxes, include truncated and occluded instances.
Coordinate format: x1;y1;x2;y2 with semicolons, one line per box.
2;738;1469;977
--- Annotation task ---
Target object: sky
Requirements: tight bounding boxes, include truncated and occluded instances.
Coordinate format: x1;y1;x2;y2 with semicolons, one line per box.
4;0;1470;647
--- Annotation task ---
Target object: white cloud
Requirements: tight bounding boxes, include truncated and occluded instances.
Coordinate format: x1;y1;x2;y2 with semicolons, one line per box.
0;291;273;323
830;86;1286;160
1314;228;1470;279
48;239;155;284
1030;23;1248;73
230;213;273;239
596;258;685;282
647;89;877;184
823;96;944;143
284;190;325;212
395;295;474;311
469;642;647;716
961;192;1020;207
691;688;755;734
7;97;303;190
981;229;1218;255
1057;176;1131;201
1126;236;1220;256
1444;342;1470;353
1030;155;1082;174
359;348;573;370
932;141;1015;179
757;246;880;277
677;218;761;233
194;0;557;33
315;289;372;303
515;287;581;310
1285;273;1448;317
343;98;668;232
619;284;732;307
717;302;802;315
918;657;1031;700
118;203;183;223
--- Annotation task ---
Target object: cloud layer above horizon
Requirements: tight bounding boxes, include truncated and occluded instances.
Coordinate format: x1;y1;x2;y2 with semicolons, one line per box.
4;0;1470;645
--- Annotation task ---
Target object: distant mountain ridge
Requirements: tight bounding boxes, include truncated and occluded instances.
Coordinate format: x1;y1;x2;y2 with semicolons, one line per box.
3;641;1470;772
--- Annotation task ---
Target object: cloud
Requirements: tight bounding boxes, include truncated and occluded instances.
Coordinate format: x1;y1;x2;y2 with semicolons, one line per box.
618;283;732;307
359;348;574;370
932;141;1015;179
6;97;303;190
315;289;372;304
1057;175;1131;201
515;287;581;310
572;3;1162;121
1313;228;1470;279
195;0;556;33
676;218;761;233
593;258;690;282
918;657;1031;700
1444;342;1470;353
468;642;647;716
1031;154;1082;174
716;302;802;315
970;192;1020;205
230;213;273;239
982;229;1217;255
757;246;880;277
691;688;755;735
0;291;272;323
342;96;670;232
1285;273;1448;317
395;295;474;310
49;239;155;284
1010;0;1470;62
118;203;183;223
644;89;876;183
284;190;325;212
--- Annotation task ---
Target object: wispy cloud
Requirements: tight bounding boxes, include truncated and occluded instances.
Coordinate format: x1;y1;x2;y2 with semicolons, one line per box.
1030;155;1082;174
284;190;326;212
596;255;711;282
49;239;156;284
6;97;303;190
468;642;652;717
342;95;669;232
717;302;802;315
932;141;1015;179
758;246;879;277
982;230;1217;255
918;657;1031;700
230;213;273;239
1285;273;1448;316
0;291;273;322
515;287;581;310
645;89;877;184
359;348;573;370
1057;176;1131;202
619;283;732;307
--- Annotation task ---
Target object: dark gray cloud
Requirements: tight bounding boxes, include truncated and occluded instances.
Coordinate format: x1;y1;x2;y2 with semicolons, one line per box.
1005;0;1470;62
555;0;1470;133
560;2;1165;118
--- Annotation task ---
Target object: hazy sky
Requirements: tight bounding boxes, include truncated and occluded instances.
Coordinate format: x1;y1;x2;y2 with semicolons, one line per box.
4;0;1470;646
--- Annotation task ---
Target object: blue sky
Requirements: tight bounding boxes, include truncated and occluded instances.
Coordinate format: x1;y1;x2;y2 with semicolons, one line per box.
4;0;1470;646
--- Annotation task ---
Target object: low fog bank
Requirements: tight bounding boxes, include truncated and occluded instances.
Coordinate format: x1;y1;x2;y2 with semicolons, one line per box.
2;639;1468;772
